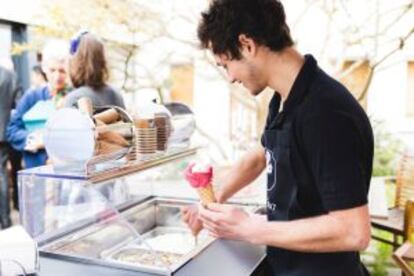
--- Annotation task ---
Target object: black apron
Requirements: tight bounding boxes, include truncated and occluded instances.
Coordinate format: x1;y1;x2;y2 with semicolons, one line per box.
262;95;369;276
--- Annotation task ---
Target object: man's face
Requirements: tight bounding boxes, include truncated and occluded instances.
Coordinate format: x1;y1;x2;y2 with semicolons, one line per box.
44;59;67;92
214;53;266;96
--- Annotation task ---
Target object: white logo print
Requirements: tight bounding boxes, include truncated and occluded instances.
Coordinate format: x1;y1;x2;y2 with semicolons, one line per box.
267;200;277;212
266;151;273;174
265;149;277;192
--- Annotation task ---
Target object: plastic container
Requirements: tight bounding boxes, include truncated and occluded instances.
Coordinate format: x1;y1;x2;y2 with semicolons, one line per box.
23;100;56;132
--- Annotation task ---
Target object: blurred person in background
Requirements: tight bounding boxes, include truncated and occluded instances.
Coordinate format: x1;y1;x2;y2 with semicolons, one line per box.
30;65;48;89
64;31;124;109
7;40;70;237
63;32;129;212
6;40;70;169
9;146;21;211
9;64;48;211
0;58;22;228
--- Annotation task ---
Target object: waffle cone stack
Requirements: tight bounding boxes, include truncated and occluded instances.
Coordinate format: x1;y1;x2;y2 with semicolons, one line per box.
154;113;171;151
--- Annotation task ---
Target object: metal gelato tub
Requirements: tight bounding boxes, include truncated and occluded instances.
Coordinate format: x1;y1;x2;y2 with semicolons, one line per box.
40;197;215;275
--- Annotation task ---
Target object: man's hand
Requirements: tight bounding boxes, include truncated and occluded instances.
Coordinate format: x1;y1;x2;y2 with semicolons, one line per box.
199;203;266;243
181;204;203;235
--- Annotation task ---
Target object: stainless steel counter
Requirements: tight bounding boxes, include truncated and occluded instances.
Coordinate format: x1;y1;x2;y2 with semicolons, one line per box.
40;239;266;276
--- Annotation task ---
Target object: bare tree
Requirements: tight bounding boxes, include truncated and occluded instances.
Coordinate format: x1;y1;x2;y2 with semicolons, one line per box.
11;0;414;162
19;0;164;96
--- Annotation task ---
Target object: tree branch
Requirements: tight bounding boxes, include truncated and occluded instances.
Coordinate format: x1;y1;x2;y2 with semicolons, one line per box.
357;25;414;101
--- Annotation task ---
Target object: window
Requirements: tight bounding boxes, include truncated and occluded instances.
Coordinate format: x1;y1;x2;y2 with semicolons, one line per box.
407;61;414;117
229;87;273;148
340;60;370;109
230;87;257;144
170;64;194;106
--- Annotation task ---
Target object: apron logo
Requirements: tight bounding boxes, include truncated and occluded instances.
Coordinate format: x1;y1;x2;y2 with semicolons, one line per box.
265;150;273;174
267;200;277;212
265;149;277;192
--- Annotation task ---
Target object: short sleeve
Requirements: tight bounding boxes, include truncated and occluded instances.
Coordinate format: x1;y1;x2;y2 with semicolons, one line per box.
260;133;265;147
64;93;78;108
300;111;369;211
114;91;125;109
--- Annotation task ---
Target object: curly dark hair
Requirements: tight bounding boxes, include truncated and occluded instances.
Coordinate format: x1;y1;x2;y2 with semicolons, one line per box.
198;0;294;60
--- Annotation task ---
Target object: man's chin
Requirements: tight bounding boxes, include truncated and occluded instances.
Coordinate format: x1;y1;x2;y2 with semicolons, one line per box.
249;89;263;97
241;83;263;96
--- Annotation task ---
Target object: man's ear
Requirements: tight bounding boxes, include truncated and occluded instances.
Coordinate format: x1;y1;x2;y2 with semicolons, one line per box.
238;34;257;58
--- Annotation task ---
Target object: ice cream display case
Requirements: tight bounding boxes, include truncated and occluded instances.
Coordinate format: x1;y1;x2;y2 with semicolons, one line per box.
18;147;265;275
19;148;203;275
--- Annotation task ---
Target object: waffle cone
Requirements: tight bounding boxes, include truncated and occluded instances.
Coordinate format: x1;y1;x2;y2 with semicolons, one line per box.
197;184;216;206
99;131;130;147
96;141;124;155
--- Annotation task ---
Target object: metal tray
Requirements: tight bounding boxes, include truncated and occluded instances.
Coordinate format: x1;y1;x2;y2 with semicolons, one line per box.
40;197;214;275
100;225;211;275
40;196;259;275
43;222;136;258
105;246;183;274
122;197;196;234
139;226;203;255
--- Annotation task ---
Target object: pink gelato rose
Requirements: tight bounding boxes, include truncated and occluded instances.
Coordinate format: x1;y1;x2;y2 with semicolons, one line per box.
184;162;213;188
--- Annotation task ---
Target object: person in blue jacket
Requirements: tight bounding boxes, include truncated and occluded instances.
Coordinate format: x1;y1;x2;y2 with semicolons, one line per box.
7;40;70;169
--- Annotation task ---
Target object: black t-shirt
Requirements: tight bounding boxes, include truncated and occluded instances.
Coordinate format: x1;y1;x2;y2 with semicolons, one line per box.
260;55;373;275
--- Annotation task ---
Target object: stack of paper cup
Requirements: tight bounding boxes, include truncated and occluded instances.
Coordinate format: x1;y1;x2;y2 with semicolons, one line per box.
133;118;157;160
154;113;171;152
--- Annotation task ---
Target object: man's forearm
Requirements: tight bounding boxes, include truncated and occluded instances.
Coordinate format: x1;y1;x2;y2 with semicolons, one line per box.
217;147;265;203
251;205;371;252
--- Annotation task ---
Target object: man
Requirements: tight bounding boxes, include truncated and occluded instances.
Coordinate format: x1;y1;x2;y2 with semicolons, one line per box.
182;0;373;275
7;40;70;168
0;61;21;228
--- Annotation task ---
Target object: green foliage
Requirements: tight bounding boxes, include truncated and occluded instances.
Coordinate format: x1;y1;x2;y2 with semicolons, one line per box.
372;120;403;177
367;237;394;275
